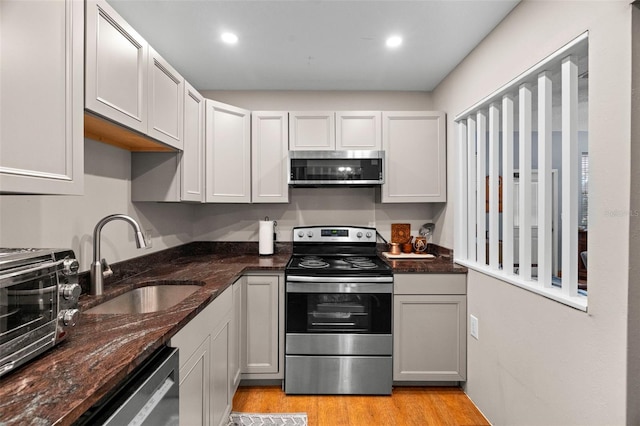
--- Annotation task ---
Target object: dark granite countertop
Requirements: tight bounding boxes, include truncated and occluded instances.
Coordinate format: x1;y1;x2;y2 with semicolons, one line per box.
382;255;468;273
379;244;468;274
0;242;464;425
0;244;289;426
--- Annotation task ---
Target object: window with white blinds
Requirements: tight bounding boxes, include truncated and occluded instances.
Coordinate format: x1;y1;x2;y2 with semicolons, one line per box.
454;33;588;311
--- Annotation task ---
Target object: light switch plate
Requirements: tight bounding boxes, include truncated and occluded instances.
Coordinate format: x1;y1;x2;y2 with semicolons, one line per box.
470;314;479;340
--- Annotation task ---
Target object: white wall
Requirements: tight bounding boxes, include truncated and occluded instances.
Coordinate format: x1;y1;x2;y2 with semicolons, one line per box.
0;139;195;272
193;187;435;243
433;1;632;424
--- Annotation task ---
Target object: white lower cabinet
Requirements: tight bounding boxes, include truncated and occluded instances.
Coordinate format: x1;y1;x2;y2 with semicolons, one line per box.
170;274;282;426
210;313;232;426
230;277;243;393
393;274;467;382
178;336;210;426
241;274;284;379
170;286;233;426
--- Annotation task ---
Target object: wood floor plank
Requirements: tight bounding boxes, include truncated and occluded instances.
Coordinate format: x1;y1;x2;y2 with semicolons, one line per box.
232;386;489;426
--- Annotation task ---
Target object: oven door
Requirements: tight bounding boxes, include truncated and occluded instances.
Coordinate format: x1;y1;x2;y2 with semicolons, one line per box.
0;260;61;376
285;278;392;356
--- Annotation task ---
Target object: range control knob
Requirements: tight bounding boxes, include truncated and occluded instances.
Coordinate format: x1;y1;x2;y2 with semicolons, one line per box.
60;283;81;301
356;232;363;238
366;232;373;239
61;309;80;327
62;258;79;276
307;231;314;238
297;231;304;238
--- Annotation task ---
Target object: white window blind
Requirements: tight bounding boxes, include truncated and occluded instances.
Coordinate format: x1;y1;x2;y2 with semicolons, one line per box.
454;33;588;311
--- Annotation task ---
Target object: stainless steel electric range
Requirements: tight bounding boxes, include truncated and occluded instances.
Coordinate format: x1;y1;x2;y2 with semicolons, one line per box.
284;225;393;395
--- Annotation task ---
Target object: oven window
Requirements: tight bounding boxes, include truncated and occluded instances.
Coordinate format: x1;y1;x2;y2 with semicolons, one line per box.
1;273;58;346
287;292;391;334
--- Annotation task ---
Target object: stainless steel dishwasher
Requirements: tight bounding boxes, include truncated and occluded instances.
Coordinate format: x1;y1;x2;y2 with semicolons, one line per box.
75;346;179;426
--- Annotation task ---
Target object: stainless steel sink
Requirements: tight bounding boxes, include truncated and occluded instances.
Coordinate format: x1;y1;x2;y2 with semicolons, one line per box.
85;284;201;315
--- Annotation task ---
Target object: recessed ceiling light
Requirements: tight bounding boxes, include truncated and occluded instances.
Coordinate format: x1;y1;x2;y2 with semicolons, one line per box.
386;35;403;48
221;32;238;45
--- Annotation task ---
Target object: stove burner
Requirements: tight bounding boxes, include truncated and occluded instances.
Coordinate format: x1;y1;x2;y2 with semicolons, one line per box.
351;262;377;269
343;256;378;269
299;258;330;269
344;257;371;263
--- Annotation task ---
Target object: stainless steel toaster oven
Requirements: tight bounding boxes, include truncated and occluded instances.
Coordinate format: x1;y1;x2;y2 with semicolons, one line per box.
0;248;81;377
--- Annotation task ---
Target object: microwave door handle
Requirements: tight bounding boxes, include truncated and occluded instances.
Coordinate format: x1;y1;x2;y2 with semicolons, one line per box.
0;259;64;287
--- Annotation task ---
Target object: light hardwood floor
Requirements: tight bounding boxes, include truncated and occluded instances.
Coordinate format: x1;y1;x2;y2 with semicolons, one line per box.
232;386;490;426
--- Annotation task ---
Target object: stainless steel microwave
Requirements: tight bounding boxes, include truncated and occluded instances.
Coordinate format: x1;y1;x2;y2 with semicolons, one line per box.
288;150;385;186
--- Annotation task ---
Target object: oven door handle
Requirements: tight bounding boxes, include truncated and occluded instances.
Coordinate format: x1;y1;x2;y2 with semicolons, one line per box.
286;275;393;283
0;260;64;288
286;281;393;294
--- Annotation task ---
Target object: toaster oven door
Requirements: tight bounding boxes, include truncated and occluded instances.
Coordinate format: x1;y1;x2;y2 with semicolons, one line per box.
0;260;61;376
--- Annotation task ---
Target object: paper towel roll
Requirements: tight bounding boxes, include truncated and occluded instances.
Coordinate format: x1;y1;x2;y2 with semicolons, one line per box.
259;220;274;255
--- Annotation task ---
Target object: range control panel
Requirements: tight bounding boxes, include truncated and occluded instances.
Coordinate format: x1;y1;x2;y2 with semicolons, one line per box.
293;226;376;243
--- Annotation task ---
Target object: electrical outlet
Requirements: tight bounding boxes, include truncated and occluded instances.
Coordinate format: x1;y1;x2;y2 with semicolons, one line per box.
145;229;153;249
470;314;479;340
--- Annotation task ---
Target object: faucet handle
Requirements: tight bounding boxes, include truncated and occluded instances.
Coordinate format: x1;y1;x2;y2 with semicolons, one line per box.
101;258;113;278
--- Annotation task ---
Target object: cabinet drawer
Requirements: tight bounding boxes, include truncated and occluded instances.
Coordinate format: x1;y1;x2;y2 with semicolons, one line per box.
394;274;466;295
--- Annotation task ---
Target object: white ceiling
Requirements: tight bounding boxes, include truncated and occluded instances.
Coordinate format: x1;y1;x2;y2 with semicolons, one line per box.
107;0;520;92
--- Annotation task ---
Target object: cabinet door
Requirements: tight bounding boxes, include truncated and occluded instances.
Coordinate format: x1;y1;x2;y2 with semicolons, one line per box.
86;0;148;134
289;111;335;151
130;81;204;203
336;111;382;150
210;315;232;426
205;100;251;203
229;278;243;394
0;0;83;195
178;336;210;426
181;82;205;202
147;46;184;149
252;112;289;203
242;275;279;374
393;294;466;381
382;111;446;202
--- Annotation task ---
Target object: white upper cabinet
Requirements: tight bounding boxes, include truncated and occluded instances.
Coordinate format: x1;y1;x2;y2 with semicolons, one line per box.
181;82;205;202
252;112;289;203
147;46;184;150
0;0;84;195
86;0;148;134
131;83;204;202
290;111;381;151
289;111;335;151
336;111;382;150
205;100;251;203
382;111;447;203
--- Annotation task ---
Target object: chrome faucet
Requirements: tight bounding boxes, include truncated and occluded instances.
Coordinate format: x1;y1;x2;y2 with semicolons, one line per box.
90;214;147;295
